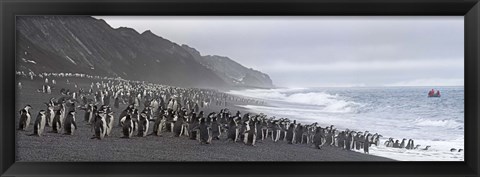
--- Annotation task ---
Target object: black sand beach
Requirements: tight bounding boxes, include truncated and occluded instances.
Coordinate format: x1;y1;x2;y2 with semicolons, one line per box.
15;77;394;161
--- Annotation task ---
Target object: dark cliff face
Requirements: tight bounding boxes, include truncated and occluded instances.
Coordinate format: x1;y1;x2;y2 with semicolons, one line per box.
181;45;274;88
16;16;228;89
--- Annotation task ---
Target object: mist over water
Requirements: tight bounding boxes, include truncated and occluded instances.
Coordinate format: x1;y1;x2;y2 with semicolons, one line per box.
228;86;464;161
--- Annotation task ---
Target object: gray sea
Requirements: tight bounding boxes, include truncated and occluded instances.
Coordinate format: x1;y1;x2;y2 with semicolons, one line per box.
228;86;464;161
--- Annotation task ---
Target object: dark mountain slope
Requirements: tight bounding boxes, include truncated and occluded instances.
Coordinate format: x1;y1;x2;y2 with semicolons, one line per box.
17;16;227;89
182;45;274;88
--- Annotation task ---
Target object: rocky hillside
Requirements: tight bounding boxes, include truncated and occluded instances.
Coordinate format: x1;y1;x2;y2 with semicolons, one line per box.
16;16;274;89
182;45;273;88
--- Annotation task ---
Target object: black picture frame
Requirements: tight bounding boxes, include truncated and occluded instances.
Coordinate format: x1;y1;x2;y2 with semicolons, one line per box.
1;0;479;176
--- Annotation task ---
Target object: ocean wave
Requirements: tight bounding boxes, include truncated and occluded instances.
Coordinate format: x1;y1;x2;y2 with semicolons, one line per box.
412;118;463;129
228;88;362;113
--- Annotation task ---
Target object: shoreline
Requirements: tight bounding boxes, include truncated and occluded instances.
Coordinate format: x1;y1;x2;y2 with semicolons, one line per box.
16;77;395;161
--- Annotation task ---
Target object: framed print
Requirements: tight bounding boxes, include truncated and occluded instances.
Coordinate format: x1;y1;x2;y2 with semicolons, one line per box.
1;0;479;176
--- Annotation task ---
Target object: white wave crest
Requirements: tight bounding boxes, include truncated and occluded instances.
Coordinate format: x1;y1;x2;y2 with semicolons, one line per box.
228;88;361;113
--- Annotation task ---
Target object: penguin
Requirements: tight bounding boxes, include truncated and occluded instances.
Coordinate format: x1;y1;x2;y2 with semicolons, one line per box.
406;140;412;150
50;109;62;133
18;105;32;131
406;139;414;150
323;126;331;146
354;132;362;150
242;119;251;144
137;112;149;137
172;111;184;137
165;109;175;132
422;146;431;150
238;118;248;141
286;123;295;144
87;104;99;125
118;105;133;126
131;109;139;132
63;111;77;135
197;118;212;144
372;134;382;146
46;85;51;94
119;109;131;127
82;104;94;123
59;102;67;127
272;121;281;142
122;114;134;138
44;101;55;127
151;110;166;136
260;119;268;140
180;111;190;137
30;110;47;136
92;111;107;139
450;148;457;152
188;113;199;140
279;121;287;142
244;119;257;146
295;125;304;144
386;138;394;147
256;118;264;141
211;116;221;140
313;127;325;149
346;132;354;150
399;138;407;148
414;144;421;149
105;109;114;136
364;134;371;154
330;129;338;146
393;140;400;148
166;98;173;110
337;131;345;149
458;149;463;152
171;99;178;111
227;117;239;142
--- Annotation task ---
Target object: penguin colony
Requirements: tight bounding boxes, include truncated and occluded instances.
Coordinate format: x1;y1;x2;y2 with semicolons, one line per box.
17;72;459;155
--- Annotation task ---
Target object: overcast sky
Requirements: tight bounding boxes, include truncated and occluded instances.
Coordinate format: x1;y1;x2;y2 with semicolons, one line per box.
97;16;464;88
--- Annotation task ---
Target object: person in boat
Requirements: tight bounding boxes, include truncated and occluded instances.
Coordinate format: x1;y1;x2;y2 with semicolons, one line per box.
428;89;435;97
436;90;441;96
